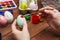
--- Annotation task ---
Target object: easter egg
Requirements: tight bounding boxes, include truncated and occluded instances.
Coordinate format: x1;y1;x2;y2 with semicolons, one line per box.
0;15;7;26
24;14;31;21
17;15;26;28
32;14;40;24
20;2;28;10
4;11;13;23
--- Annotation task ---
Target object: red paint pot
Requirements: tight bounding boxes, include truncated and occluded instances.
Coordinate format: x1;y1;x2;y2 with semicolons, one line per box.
32;14;40;24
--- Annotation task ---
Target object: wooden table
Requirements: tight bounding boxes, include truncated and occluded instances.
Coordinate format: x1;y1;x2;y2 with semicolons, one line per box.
0;0;49;40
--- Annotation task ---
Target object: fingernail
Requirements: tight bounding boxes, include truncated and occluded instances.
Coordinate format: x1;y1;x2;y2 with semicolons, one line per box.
44;10;47;12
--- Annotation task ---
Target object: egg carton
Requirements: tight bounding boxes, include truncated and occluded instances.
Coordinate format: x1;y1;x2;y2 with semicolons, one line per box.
0;0;17;10
19;0;38;10
42;0;60;10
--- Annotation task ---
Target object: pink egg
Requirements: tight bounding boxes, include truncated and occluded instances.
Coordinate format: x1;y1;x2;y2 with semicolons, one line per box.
0;15;7;26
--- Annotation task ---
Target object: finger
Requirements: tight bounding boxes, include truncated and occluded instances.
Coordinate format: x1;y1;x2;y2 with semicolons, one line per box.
12;19;17;31
38;13;42;15
12;19;22;34
23;21;28;31
39;6;54;12
44;10;55;17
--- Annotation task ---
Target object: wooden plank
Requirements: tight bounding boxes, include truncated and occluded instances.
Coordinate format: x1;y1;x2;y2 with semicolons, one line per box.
28;21;49;38
2;21;49;40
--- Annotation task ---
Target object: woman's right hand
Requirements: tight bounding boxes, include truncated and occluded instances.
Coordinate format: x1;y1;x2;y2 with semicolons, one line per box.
11;19;30;40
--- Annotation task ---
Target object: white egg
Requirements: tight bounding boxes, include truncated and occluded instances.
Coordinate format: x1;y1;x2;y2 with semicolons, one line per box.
17;15;26;28
4;11;14;23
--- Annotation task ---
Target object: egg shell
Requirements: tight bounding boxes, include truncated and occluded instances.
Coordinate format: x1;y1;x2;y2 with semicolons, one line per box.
4;11;13;23
17;15;26;28
0;15;7;26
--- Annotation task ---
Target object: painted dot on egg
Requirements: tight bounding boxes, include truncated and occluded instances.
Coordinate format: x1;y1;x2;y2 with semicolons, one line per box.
21;15;24;18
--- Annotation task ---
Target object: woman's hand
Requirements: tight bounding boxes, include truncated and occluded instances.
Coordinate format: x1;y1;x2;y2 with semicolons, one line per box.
39;6;60;31
11;19;30;40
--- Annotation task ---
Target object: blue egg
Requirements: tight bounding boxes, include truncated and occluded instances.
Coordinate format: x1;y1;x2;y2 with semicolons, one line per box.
0;11;4;16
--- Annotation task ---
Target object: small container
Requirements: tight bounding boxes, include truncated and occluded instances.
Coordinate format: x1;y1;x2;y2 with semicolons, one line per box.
24;14;31;21
19;0;28;10
19;0;38;10
32;14;40;24
0;0;17;10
